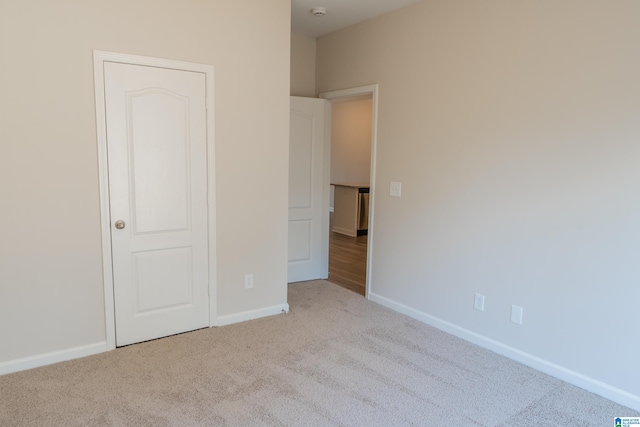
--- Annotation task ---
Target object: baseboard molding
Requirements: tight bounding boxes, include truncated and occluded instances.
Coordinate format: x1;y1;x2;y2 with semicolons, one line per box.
213;303;290;327
368;291;640;412
0;304;291;375
0;341;107;376
331;226;356;237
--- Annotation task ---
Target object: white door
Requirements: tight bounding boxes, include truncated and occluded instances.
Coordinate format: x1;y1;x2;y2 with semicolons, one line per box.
288;97;330;283
104;62;210;346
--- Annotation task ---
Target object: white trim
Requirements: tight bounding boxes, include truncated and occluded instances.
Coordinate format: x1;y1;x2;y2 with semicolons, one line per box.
320;85;379;299
320;100;332;280
92;50;217;348
93;51;116;350
213;304;290;327
0;342;107;376
368;291;640;412
204;61;218;326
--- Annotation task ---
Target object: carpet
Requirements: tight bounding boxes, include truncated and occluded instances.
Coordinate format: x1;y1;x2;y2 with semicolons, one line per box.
0;280;636;426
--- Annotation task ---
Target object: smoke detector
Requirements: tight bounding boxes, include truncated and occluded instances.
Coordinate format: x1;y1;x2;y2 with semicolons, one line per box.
310;7;327;17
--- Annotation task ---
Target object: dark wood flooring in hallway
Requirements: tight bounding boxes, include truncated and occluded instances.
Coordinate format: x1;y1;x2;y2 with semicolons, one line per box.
328;215;368;296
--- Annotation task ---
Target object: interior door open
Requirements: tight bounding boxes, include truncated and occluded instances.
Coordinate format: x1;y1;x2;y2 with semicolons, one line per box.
104;61;210;346
288;96;331;283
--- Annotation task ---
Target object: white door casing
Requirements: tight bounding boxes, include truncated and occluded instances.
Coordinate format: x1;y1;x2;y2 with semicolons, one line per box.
320;85;379;298
94;51;216;349
288;97;331;283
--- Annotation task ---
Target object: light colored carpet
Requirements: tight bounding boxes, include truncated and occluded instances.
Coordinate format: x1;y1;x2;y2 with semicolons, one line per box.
0;280;636;426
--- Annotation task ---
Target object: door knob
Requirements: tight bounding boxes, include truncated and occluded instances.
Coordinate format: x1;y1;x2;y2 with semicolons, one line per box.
114;220;126;230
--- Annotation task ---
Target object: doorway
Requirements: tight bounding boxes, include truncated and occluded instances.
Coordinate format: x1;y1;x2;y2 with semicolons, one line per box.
320;85;379;298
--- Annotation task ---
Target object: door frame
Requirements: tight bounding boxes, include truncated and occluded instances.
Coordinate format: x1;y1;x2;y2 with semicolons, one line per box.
93;50;217;350
319;84;379;298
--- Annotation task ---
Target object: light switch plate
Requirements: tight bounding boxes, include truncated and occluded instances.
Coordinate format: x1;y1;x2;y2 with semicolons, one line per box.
390;181;402;197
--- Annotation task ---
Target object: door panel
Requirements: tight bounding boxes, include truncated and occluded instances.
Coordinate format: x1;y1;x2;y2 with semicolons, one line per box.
289;112;313;209
288;97;330;283
104;62;209;346
288;220;312;262
129;89;191;234
132;247;193;314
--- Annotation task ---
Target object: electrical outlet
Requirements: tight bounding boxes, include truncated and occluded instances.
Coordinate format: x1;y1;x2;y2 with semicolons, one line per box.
474;293;485;311
390;181;402;197
511;305;523;325
244;274;254;289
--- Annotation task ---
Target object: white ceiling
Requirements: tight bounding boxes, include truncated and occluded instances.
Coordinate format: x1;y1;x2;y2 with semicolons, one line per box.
291;0;420;38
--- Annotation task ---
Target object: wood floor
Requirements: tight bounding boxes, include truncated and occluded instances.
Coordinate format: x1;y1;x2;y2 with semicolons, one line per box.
328;214;368;296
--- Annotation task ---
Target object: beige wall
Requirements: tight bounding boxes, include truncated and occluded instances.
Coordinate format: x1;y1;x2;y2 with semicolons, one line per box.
317;0;640;403
290;32;316;97
0;0;290;363
330;97;372;185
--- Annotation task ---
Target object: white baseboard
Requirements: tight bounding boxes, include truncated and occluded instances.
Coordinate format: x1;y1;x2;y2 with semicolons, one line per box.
0;304;291;375
0;341;107;376
368;291;640;412
213;303;290;327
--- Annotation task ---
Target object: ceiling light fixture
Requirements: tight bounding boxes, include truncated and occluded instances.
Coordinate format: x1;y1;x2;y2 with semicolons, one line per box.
310;7;327;17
